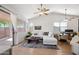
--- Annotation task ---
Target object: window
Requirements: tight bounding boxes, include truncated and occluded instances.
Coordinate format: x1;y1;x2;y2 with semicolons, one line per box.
53;22;60;33
53;22;67;33
0;21;10;38
53;22;59;27
60;22;67;32
17;19;26;32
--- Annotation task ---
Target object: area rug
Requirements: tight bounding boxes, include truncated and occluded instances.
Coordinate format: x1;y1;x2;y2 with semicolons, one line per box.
20;42;58;49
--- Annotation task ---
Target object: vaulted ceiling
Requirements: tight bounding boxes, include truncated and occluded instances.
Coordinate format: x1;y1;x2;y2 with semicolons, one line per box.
2;4;79;19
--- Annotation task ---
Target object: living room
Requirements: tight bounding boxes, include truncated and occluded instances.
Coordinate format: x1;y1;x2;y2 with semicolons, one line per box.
0;4;79;55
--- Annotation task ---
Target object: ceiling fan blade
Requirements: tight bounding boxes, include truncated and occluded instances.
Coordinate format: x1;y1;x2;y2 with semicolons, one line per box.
37;8;41;10
43;8;49;12
44;13;48;15
46;9;49;11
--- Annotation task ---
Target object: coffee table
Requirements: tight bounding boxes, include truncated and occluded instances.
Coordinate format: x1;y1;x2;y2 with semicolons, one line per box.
27;36;42;44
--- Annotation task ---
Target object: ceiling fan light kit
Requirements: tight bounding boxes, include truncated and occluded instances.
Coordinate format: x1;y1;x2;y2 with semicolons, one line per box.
64;8;76;21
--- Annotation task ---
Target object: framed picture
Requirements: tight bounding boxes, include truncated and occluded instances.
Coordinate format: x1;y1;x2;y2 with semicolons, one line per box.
34;26;41;30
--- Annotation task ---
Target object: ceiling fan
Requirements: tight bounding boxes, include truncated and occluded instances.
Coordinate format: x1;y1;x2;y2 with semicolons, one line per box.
34;4;49;16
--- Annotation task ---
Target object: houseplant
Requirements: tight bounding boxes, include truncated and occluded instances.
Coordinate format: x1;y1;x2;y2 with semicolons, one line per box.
25;32;32;38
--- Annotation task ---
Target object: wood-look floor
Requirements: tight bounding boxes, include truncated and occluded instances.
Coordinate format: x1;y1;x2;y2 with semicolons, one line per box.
12;40;73;55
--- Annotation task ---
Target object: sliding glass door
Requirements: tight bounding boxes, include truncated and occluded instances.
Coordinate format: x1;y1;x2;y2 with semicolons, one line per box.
0;8;11;39
0;22;10;38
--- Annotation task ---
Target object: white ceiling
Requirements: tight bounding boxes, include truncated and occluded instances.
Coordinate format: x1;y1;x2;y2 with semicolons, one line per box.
2;4;79;19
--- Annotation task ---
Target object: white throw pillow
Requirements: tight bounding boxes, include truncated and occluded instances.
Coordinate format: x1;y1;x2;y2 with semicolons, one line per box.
48;32;53;37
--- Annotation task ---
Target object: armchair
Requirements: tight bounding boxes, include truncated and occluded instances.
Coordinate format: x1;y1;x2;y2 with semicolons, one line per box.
70;35;79;54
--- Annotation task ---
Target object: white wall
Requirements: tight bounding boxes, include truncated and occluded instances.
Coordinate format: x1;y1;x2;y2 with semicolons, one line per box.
29;13;79;34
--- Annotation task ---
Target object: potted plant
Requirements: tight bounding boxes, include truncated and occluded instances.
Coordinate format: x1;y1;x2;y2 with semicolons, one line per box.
25;32;32;38
27;32;32;36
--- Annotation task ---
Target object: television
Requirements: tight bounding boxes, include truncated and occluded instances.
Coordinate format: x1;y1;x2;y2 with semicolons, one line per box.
65;29;73;32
